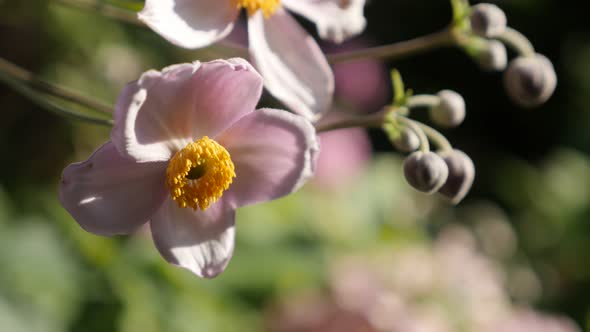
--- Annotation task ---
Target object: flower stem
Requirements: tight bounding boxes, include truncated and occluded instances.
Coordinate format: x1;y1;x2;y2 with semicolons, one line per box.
0;57;112;114
0;69;113;127
407;94;441;109
414;121;453;151
314;108;391;133
496;27;535;57
327;28;458;64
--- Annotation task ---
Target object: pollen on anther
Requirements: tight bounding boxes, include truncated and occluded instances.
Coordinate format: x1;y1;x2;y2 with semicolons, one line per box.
234;0;281;17
165;136;236;210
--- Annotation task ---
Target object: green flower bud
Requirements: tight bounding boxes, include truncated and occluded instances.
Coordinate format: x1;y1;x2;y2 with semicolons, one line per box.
430;90;466;128
476;40;508;71
470;3;507;38
393;127;420;152
403;151;449;194
438;149;475;204
504;54;557;107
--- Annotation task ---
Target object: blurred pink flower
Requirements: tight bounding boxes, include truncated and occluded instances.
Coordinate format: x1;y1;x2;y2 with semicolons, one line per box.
314;125;371;189
138;0;367;121
328;39;390;111
312;40;389;189
59;58;318;278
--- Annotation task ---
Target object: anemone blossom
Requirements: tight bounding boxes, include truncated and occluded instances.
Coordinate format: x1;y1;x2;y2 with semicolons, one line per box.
138;0;367;121
59;58;319;278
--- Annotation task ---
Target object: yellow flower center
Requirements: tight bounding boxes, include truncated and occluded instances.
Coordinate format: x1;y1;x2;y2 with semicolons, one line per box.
234;0;281;17
166;136;236;210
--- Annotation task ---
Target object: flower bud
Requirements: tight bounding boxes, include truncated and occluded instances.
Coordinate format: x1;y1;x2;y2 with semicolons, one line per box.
403;151;449;194
470;3;507;38
393;127;420;152
437;149;475;204
504;54;557;107
475;40;508;71
430;90;466;128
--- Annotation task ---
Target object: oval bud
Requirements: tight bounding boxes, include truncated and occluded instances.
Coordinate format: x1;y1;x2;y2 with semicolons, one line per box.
393;127;420;152
504;54;557;107
476;40;508;71
430;90;466;128
470;3;507;38
403;151;449;194
438;149;475;204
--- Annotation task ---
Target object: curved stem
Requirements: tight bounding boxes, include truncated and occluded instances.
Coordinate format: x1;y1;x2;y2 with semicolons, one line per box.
0;57;112;114
407;94;441;109
415;121;453;151
395;116;430;152
327;28;457;64
0;70;113;127
314;108;391;133
496;27;535;57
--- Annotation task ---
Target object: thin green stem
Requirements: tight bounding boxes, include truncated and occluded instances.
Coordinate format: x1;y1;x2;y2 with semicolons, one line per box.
0;57;112;114
415;121;453;151
314;108;391;133
394;116;430;152
496;27;535;57
327;28;457;64
0;70;113;127
407;94;441;109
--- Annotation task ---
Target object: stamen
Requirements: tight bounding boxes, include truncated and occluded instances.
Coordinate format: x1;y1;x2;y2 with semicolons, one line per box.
166;136;236;210
234;0;281;17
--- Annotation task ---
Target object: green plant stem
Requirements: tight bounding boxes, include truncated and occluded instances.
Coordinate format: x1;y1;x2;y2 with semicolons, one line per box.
415;121;453;151
314;108;392;133
0;57;112;114
0;70;113;127
496;27;535;57
327;28;457;64
407;94;441;109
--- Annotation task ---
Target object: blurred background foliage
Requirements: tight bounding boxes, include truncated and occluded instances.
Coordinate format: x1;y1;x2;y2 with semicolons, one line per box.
1;0;590;331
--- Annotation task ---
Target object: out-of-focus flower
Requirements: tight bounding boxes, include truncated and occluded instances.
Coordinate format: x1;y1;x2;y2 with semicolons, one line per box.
268;225;581;332
59;59;318;278
312;39;389;190
488;309;581;332
314;125;371;190
138;0;367;121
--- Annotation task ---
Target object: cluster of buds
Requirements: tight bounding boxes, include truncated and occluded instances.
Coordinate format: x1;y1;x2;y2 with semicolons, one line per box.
458;3;557;107
384;2;557;204
383;71;475;204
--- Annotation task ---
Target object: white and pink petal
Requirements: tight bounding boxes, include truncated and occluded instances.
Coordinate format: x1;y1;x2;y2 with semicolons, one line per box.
59;141;168;236
138;0;239;49
248;9;334;122
283;0;367;43
150;197;236;278
217;108;319;208
111;59;264;163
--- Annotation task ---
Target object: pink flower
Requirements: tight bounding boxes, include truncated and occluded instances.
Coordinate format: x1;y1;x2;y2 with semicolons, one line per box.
137;0;367;121
59;59;318;278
